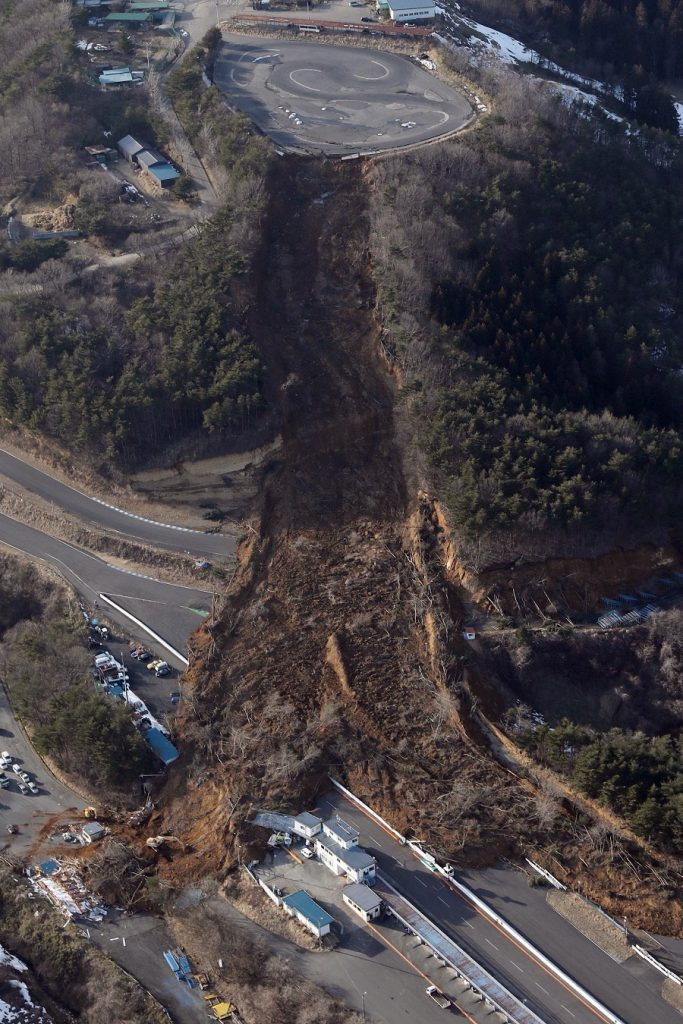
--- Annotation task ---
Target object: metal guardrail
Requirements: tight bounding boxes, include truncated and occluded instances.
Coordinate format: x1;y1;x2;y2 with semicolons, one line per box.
329;778;627;1024
631;945;683;986
375;874;547;1024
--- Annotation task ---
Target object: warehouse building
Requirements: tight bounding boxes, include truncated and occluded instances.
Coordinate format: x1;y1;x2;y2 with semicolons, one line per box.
386;0;435;21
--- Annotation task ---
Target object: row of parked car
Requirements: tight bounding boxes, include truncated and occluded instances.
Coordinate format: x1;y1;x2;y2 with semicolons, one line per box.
0;751;39;795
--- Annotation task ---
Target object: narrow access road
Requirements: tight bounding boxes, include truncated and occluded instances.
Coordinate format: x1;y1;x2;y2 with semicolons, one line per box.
319;792;680;1024
0;447;236;559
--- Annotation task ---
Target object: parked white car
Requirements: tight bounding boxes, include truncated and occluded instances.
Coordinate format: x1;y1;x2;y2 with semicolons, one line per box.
28;782;39;795
301;845;315;860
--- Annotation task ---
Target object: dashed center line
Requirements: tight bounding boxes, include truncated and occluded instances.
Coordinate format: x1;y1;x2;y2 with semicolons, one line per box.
485;938;499;950
414;876;428;888
436;896;449;908
560;1006;576;1019
535;983;550;995
511;962;525;973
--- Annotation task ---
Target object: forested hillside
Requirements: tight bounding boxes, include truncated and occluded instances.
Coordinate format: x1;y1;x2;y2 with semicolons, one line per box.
0;5;268;468
371;82;683;552
470;0;683;82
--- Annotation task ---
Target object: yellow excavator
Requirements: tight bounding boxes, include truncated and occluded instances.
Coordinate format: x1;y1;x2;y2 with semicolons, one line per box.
83;807;97;820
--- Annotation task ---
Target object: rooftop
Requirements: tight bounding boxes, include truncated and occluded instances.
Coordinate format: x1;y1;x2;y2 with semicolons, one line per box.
104;10;152;20
388;0;435;8
282;890;334;929
295;811;322;830
147;163;180;182
82;821;105;836
317;835;375;870
145;726;179;765
343;882;382;911
324;816;359;844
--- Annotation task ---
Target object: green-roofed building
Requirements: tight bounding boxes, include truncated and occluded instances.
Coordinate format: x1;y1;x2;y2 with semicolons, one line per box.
104;10;152;23
128;1;170;10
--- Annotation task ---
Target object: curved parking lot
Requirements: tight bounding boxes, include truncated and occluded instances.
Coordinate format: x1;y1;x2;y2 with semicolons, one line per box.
215;36;474;154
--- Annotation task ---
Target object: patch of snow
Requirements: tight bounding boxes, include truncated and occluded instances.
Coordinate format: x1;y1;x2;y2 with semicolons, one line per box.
676;102;683;135
7;982;32;1007
0;947;26;973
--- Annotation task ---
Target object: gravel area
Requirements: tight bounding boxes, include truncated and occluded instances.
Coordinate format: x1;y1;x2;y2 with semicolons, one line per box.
547;890;632;962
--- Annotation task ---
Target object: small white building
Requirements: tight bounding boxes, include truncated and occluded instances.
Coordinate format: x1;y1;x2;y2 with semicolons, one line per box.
315;835;376;884
322;816;359;849
293;812;323;840
343;883;383;922
282;890;334;939
387;0;435;21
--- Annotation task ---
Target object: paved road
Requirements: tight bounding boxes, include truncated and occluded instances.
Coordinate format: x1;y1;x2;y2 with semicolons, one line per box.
201;894;465;1024
0;447;236;559
0;513;212;656
318;792;681;1024
88;911;207;1024
0;681;81;856
215;36;473;155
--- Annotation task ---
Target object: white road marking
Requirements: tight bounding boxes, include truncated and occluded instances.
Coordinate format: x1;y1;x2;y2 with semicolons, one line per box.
560;1006;576;1019
463;920;475;929
485;938;499;950
414;876;428;887
535;983;549;995
353;58;390;81
289;69;323;92
511;961;525;973
437;895;449;908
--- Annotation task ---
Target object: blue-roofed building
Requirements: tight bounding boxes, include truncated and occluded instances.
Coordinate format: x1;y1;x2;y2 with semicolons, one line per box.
281;890;334;938
146;162;181;186
145;726;179;765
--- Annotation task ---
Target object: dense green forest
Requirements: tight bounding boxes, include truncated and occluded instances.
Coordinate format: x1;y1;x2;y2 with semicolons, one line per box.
470;0;683;84
519;720;683;852
371;86;683;540
0;209;263;464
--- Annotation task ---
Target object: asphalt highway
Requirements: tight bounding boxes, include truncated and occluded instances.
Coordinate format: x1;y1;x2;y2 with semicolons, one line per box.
0;447;236;559
318;792;681;1024
0;513;212;657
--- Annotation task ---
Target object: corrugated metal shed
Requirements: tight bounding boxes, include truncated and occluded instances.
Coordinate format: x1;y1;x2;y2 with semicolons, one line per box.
147;163;180;183
129;1;169;9
118;134;145;160
104;11;152;21
136;149;163;169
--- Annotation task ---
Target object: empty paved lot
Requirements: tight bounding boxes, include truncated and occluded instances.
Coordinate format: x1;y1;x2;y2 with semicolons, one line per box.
215;36;473;153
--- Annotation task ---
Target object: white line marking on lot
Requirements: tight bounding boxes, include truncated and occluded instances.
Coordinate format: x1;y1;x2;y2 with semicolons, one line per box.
511;962;525;973
485;938;499;950
560;1006;576;1018
535;983;549;995
289;69;323;92
437;896;449;908
414;876;428;887
354;58;390;81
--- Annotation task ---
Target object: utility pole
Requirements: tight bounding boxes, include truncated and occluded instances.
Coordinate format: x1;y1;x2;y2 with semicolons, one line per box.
362;992;366;1023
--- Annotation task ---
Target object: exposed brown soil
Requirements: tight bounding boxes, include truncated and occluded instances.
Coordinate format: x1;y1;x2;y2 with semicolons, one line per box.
142;157;683;935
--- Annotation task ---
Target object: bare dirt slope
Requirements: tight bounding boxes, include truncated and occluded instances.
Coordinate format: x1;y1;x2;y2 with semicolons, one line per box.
153;159;683;934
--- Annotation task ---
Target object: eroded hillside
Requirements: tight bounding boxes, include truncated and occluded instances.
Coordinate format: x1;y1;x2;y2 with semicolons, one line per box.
154;158;683;933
